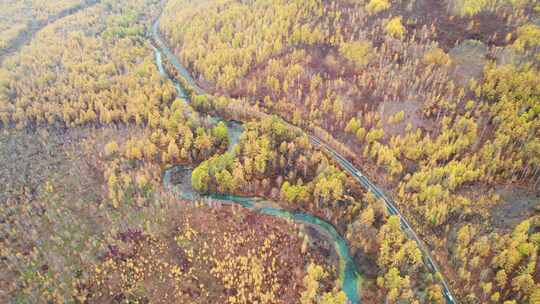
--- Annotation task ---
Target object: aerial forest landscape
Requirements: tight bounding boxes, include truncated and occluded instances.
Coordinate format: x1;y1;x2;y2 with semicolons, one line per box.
0;0;539;303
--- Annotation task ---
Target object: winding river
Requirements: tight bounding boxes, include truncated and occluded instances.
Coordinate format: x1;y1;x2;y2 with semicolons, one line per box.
152;20;361;304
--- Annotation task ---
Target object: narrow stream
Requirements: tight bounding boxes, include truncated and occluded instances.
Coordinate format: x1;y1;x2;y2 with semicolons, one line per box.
152;20;361;304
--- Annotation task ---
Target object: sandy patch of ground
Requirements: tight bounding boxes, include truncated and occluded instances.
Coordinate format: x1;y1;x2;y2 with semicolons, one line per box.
449;39;488;87
492;185;540;230
378;99;435;138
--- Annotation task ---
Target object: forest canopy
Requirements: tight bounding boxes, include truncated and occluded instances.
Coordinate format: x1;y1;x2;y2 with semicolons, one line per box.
1;0;539;303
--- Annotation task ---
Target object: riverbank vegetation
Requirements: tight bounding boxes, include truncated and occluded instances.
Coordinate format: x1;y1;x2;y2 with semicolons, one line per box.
160;0;540;302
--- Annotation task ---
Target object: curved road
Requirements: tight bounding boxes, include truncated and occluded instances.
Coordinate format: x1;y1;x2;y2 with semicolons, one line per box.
151;18;457;304
308;136;456;304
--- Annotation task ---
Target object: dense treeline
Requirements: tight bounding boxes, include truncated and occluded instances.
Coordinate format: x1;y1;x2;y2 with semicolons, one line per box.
160;0;540;302
192;116;346;206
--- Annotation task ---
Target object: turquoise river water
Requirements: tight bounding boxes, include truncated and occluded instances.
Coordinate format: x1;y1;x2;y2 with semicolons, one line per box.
152;22;361;303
